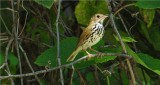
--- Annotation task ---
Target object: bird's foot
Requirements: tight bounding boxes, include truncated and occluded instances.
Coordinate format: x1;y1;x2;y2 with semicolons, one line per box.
83;50;93;60
87;53;94;60
97;52;104;59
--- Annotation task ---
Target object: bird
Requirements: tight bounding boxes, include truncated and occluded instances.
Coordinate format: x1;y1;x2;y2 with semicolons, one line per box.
67;13;108;61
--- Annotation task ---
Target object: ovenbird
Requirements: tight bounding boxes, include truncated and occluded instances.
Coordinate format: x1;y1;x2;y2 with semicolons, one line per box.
67;13;108;61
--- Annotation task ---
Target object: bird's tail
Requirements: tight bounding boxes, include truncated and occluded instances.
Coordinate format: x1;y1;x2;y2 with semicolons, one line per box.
67;47;81;62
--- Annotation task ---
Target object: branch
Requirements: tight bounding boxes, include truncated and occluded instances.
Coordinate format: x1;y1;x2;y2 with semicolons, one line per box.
55;0;64;85
0;53;131;80
106;0;136;85
4;37;14;84
19;45;41;84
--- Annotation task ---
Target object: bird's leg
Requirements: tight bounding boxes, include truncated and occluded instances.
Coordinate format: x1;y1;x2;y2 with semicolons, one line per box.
89;47;103;58
83;49;93;60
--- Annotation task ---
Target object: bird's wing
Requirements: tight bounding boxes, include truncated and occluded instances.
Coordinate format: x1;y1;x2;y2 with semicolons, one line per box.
76;26;92;48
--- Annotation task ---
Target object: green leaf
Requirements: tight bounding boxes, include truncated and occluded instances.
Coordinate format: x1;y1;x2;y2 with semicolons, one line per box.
86;72;94;81
95;56;116;64
140;9;155;28
95;46;122;63
139;21;151;42
35;37;114;69
126;44;160;75
136;0;160;9
0;52;18;74
0;53;5;65
8;53;18;67
34;47;57;67
139;22;160;51
113;34;137;42
35;37;78;67
34;0;54;9
137;53;160;75
8;53;18;74
75;0;108;25
148;25;160;51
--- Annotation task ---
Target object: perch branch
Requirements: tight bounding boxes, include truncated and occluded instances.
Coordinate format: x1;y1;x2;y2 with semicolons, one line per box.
0;53;131;80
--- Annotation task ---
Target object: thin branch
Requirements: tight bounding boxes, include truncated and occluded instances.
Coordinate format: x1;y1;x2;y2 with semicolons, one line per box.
0;8;18;12
104;3;135;29
53;4;72;35
69;65;75;85
114;3;135;15
19;45;41;84
55;0;64;85
18;0;28;37
14;18;23;85
0;53;131;80
0;63;6;69
106;0;136;85
0;16;12;35
4;38;14;85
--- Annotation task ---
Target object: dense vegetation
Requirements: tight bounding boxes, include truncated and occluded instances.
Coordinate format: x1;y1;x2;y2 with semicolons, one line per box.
0;0;160;85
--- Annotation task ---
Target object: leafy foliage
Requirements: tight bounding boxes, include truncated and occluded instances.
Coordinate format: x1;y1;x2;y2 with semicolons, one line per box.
34;0;54;9
126;45;160;75
1;0;160;85
136;0;160;9
0;52;18;74
75;0;109;25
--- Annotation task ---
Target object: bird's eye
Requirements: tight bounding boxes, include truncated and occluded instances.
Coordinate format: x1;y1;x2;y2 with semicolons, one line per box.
97;15;100;18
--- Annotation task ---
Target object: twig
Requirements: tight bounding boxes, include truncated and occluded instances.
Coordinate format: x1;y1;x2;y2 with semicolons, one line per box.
19;0;28;37
106;0;136;85
104;3;135;29
94;65;101;85
19;45;41;84
5;38;14;85
0;53;131;80
0;16;12;35
0;63;6;69
69;65;75;85
114;3;135;15
53;4;72;35
55;0;64;85
14;18;23;85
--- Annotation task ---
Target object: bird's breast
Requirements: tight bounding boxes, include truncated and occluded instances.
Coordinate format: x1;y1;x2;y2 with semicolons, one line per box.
82;23;104;49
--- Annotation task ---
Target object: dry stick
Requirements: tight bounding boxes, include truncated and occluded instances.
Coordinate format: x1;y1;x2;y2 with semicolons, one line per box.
18;1;41;83
4;38;14;85
56;0;64;85
0;16;12;35
118;13;140;84
94;65;101;85
0;53;130;80
69;65;75;85
19;0;28;37
12;1;23;84
53;4;72;35
106;0;136;85
114;2;138;52
77;70;86;85
19;45;41;84
104;3;135;29
0;63;6;69
14;17;23;85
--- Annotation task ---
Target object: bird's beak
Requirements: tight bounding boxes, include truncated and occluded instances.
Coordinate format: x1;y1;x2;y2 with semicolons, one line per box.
100;15;108;22
103;15;108;19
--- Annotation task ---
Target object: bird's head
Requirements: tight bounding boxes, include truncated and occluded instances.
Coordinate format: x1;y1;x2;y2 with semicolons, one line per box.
90;13;108;24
